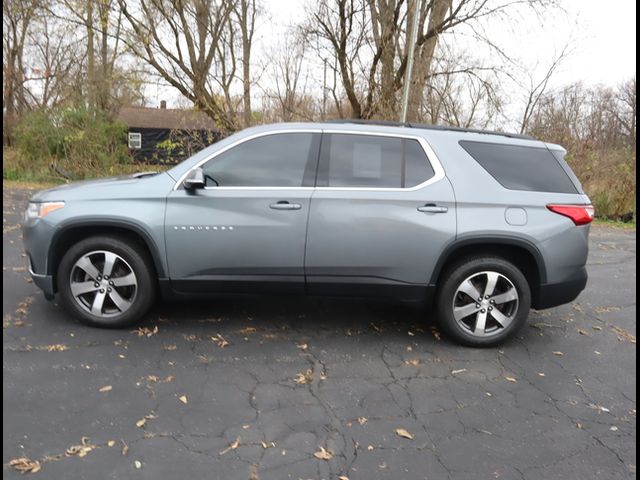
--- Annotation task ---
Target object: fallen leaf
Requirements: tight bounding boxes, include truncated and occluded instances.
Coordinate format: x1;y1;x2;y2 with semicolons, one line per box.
66;437;96;458
212;333;230;348
313;446;334;460
594;350;602;355
132;326;158;337
136;418;146;428
297;343;308;350
107;440;116;447
294;369;313;385
121;440;129;456
406;345;413;352
38;344;68;352
239;327;257;334
357;416;368;425
592;325;603;331
404;359;420;367
395;428;414;440
610;426;619;432
219;437;241;455
179;395;188;404
577;329;590;336
339;476;350;480
505;376;518;383
261;441;276;449
163;344;177;351
451;368;467;375
552;351;564;357
611;325;636;344
576;423;583;429
538;372;546;377
367;445;374;451
9;457;41;474
407;331;415;336
134;460;142;469
99;385;113;393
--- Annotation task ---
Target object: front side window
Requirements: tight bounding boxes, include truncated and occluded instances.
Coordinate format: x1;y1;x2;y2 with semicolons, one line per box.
318;134;435;188
201;133;317;187
128;132;142;149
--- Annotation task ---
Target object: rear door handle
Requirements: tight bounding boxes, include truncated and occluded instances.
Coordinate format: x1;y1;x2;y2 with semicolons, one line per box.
270;201;302;210
417;204;448;214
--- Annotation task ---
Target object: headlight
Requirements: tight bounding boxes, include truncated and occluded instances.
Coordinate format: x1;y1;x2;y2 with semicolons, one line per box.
25;202;65;220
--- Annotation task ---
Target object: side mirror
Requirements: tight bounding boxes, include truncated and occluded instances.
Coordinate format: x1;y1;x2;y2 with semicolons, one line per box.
183;167;206;191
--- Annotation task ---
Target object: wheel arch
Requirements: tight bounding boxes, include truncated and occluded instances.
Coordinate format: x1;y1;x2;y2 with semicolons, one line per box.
48;220;166;291
430;235;546;302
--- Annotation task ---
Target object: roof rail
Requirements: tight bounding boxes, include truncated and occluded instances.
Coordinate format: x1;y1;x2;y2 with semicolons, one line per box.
324;119;534;140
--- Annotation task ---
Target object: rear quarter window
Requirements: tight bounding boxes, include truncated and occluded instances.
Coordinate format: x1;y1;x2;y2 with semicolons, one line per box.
459;141;579;194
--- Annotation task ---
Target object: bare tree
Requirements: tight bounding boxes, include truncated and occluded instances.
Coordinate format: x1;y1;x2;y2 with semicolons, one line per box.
519;44;570;134
235;0;259;127
118;0;237;131
3;0;40;144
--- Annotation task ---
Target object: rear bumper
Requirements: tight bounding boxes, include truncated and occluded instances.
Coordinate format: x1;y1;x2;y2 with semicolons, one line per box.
533;267;587;309
28;264;55;301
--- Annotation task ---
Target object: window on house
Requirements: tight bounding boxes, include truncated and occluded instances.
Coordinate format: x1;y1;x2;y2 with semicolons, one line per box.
128;132;142;149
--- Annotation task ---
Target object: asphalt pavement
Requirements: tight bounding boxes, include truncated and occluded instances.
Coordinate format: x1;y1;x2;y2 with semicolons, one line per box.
3;187;636;479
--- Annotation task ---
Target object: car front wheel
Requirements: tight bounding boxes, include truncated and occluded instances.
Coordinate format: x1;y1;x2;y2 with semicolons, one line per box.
436;256;531;347
57;236;155;328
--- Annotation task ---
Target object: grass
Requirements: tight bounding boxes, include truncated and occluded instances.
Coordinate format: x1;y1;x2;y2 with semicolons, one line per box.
593;218;636;230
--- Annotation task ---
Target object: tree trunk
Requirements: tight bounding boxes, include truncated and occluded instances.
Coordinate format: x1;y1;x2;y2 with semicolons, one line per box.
86;0;96;109
406;0;451;122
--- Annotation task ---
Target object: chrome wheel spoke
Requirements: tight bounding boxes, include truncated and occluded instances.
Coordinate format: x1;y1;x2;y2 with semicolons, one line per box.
490;308;512;327
454;303;480;321
71;281;99;297
474;310;488;335
458;279;482;301
75;256;101;280
112;272;136;287
109;289;132;312
492;288;518;305
483;272;499;297
91;290;107;315
102;252;118;277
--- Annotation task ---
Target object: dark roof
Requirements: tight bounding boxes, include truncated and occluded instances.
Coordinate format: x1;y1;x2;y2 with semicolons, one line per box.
326;119;533;140
117;107;219;131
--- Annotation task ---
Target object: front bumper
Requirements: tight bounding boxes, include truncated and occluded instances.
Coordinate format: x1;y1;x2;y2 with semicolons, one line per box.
28;262;55;300
533;267;588;309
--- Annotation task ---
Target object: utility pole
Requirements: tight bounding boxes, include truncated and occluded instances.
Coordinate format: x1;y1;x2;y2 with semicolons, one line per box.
400;0;421;124
322;58;327;120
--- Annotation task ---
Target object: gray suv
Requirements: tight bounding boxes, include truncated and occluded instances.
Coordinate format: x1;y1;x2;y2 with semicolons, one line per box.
22;121;593;346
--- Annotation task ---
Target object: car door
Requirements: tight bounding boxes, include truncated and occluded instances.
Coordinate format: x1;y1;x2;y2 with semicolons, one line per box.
305;131;456;298
165;131;321;293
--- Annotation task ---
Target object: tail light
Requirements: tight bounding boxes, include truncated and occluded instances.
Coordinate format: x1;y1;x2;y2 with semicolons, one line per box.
547;204;595;225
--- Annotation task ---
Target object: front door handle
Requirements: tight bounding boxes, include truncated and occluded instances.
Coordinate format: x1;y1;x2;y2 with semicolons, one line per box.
270;201;302;210
417;204;448;214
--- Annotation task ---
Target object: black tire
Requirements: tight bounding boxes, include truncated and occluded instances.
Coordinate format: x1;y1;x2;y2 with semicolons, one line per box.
57;236;156;328
435;256;531;347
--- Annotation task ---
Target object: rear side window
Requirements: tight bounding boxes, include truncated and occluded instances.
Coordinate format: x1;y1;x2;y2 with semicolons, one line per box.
459;141;578;193
319;134;435;188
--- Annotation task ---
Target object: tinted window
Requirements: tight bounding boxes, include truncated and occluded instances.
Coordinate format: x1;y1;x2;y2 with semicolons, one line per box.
459;141;579;193
202;133;316;187
320;134;435;188
405;138;435;187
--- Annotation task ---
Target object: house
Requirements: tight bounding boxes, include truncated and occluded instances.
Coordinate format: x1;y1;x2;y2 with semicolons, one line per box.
117;101;222;163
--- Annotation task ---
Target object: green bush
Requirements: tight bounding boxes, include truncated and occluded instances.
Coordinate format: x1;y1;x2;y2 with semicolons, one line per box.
12;107;132;180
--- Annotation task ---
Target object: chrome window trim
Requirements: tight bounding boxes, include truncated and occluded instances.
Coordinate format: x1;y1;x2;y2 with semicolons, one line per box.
173;128;445;192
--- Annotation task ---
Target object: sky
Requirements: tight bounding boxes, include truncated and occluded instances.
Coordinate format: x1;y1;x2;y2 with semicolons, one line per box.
146;0;637;112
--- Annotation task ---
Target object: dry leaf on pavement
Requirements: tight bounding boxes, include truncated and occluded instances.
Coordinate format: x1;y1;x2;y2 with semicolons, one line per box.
99;385;112;393
179;395;188;404
136;418;146;428
314;446;334;460
294;369;313;385
134;460;142;469
219;437;241;455
212;333;230;348
395;428;414;440
9;457;41;474
505;377;518;383
552;351;564;356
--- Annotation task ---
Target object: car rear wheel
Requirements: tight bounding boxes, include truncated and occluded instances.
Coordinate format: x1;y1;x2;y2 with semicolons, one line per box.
57;236;155;328
436;256;531;347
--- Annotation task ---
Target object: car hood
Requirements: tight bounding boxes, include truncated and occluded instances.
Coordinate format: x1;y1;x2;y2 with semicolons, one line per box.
30;172;175;202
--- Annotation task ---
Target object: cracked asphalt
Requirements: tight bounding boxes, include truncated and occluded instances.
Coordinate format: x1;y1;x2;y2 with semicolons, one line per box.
3;187;637;479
